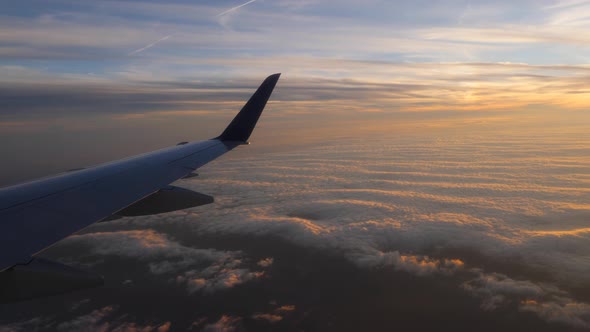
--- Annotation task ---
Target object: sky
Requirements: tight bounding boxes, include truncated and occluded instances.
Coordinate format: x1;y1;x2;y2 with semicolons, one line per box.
2;0;590;331
2;0;590;184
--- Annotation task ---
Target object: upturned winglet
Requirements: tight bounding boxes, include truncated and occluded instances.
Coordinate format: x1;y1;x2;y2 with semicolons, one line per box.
217;73;281;142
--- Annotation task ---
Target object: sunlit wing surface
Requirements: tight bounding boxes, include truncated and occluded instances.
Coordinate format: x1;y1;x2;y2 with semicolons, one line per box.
0;73;281;302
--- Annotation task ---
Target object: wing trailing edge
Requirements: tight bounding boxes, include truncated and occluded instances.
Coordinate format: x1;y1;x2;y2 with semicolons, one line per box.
114;186;214;218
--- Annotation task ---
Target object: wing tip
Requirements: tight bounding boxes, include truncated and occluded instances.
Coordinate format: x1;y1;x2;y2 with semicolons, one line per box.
217;73;281;142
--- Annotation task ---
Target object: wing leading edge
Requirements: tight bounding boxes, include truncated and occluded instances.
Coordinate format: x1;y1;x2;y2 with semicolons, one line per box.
0;73;280;302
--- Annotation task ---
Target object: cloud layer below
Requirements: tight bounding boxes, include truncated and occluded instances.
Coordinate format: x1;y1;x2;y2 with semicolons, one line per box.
145;131;590;328
3;129;590;330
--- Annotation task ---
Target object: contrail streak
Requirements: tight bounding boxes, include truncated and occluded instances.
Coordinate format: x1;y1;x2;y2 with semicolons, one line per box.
216;0;258;17
128;34;174;56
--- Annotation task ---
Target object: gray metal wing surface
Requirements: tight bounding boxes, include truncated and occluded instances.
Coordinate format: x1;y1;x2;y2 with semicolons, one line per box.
0;73;280;301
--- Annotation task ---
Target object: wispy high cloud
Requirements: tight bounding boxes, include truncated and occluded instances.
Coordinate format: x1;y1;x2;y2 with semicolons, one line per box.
216;0;258;17
128;34;174;56
1;1;589;116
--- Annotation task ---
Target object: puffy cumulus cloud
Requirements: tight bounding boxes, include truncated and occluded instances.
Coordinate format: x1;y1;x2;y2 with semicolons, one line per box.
51;306;172;332
3;305;172;332
201;315;242;332
62;229;230;269
111;133;590;327
172;135;590;284
0;317;54;332
251;313;283;323
60;230;265;294
56;306;114;332
463;272;590;328
257;257;274;267
111;321;172;332
252;314;283;324
520;299;590;329
463;273;552;310
69;298;91;312
250;302;297;324
177;267;264;294
354;251;465;276
39;130;589;328
275;305;296;313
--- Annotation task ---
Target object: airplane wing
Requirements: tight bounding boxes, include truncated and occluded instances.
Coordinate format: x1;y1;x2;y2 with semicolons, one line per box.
0;73;281;302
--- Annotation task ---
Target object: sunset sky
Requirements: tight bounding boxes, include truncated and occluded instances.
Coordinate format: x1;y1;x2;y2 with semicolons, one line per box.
2;1;590;331
3;0;590;132
2;0;590;184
